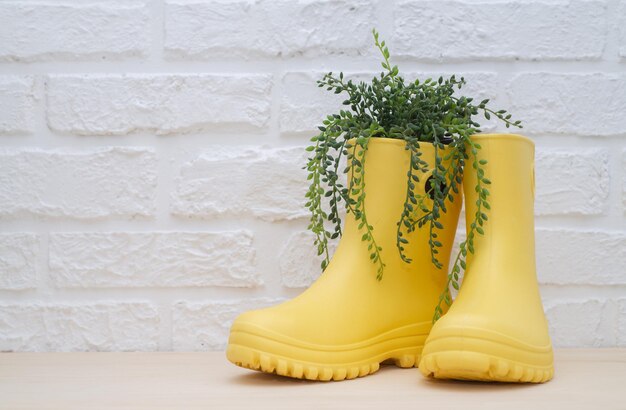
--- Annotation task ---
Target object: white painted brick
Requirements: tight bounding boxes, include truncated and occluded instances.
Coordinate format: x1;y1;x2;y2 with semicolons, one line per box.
280;71;499;134
0;1;149;62
172;298;282;351
280;72;346;134
535;149;609;215
279;232;325;288
617;0;626;59
623;151;626;214
46;74;272;136
536;229;626;285
49;231;260;288
393;1;606;61
0;233;39;290
508;73;626;136
0;76;37;135
0;303;159;352
0;148;156;219
545;299;609;347
171;146;308;221
618;299;626;346
164;0;375;59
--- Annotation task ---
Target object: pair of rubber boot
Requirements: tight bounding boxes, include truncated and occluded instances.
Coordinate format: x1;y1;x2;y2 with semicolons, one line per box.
226;134;554;383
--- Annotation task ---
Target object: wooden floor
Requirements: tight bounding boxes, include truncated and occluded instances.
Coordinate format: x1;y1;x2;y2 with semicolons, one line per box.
1;349;624;409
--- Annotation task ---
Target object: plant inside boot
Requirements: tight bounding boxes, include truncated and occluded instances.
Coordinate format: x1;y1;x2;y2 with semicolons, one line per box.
304;29;523;321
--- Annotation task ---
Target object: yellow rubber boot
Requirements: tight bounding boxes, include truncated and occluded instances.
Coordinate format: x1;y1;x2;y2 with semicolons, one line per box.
419;134;554;383
227;138;462;381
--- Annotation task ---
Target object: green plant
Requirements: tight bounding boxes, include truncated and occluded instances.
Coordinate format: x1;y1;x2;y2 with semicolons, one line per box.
304;29;522;321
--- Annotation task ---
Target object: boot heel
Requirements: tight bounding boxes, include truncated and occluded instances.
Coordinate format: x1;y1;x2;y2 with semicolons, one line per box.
420;350;554;383
391;351;420;368
419;331;554;383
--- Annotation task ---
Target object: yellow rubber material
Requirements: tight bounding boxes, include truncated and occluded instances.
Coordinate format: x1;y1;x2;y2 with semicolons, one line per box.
228;322;428;381
227;137;462;381
419;134;554;383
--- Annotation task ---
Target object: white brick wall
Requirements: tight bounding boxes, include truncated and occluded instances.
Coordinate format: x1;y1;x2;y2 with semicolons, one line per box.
508;73;626;136
393;1;608;61
535;149;610;216
164;0;375;59
619;1;626;60
0;76;37;134
49;231;261;288
46;74;273;135
0;148;156;219
171;146;308;221
0;1;150;62
0;233;39;290
0;0;624;352
0;303;159;351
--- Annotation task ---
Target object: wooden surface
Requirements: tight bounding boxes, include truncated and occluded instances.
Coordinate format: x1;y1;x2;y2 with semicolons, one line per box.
1;349;625;409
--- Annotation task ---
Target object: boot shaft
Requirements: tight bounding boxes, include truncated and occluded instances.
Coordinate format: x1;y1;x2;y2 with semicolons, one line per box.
463;134;537;274
455;133;550;347
299;137;463;332
344;137;462;278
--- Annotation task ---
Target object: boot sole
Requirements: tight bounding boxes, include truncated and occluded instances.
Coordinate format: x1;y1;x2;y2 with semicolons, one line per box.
419;334;554;383
227;322;429;381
